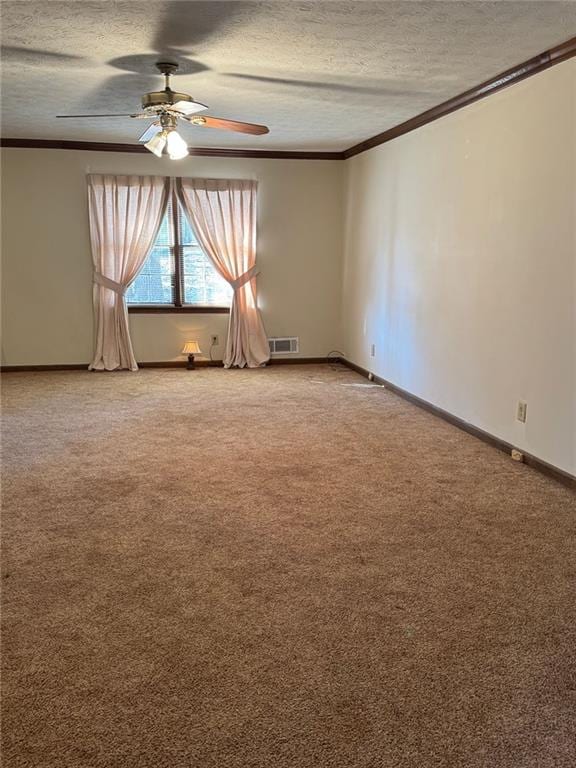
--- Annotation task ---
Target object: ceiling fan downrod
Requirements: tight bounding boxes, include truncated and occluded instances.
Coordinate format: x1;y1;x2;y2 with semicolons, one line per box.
156;61;178;92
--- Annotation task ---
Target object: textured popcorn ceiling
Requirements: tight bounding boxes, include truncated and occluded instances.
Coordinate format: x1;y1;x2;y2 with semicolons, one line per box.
1;1;575;151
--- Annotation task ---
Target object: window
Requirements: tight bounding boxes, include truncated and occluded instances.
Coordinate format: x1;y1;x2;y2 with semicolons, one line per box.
126;192;233;311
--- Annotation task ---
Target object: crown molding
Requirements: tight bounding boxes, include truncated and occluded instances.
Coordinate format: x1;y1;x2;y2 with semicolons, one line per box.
0;138;342;160
343;34;576;158
1;35;574;161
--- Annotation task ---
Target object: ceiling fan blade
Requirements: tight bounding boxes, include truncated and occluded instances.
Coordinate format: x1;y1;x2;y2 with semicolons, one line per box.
170;100;208;115
56;113;148;119
139;123;162;143
2;46;86;66
185;115;269;135
152;1;254;53
224;72;428;97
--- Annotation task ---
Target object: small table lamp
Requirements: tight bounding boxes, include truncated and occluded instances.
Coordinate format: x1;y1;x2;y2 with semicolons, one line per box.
182;340;201;370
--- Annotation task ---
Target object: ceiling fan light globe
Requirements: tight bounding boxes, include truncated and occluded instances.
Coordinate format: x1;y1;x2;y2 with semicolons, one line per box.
166;130;189;160
145;130;167;157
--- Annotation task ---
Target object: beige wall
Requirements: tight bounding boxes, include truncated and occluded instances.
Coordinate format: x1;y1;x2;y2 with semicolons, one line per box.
341;59;576;474
2;61;574;476
1;151;344;364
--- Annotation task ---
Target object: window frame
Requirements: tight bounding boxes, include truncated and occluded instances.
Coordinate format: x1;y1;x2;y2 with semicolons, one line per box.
127;185;231;314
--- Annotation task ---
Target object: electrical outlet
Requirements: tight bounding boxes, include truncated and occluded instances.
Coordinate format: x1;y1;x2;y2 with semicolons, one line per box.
211;335;219;346
370;344;376;357
516;400;527;423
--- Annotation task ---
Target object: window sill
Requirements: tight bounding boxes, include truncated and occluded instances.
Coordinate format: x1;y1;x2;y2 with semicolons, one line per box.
128;306;230;314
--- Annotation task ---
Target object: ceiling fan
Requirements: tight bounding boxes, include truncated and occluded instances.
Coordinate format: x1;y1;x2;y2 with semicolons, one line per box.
56;62;269;159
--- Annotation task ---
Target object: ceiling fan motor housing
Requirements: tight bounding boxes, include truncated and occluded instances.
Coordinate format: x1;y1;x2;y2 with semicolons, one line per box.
142;90;194;110
142;60;195;111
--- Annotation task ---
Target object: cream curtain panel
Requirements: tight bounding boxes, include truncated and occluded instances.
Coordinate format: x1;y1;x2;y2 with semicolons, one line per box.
87;174;169;371
176;178;269;368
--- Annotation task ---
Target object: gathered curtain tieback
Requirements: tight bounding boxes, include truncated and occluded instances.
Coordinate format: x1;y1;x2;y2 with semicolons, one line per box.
229;265;259;291
93;271;126;296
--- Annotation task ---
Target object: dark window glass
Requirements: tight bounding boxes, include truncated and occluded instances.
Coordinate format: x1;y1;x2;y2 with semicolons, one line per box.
127;195;232;307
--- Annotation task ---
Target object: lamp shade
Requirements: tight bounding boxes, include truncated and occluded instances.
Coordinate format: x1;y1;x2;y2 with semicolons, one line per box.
182;340;201;355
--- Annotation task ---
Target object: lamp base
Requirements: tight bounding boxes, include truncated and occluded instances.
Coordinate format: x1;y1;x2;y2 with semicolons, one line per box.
186;354;196;370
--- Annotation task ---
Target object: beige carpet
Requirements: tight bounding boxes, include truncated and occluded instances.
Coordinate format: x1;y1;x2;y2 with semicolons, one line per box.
2;364;575;768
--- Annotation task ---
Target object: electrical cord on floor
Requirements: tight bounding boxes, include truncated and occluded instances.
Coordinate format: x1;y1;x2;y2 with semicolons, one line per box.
327;349;346;371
